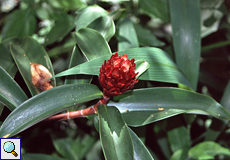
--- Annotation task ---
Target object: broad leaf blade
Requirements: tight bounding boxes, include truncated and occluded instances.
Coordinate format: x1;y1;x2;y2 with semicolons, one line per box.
10;37;56;96
53;47;193;88
98;105;134;160
0;84;102;138
87;15;115;42
2;9;36;40
107;87;230;126
0;38;17;77
73;28;112;60
75;5;108;31
44;13;75;46
0;67;28;110
134;23;165;47
188;141;230;159
129;128;154;160
65;46;92;84
167;117;190;159
118;18;139;51
139;0;169;23
169;0;201;90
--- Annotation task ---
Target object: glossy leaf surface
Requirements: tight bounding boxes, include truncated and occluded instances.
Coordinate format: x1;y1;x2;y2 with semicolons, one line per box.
118;18;139;51
75;5;108;31
129;128;154;160
53;47;192;88
0;67;27;110
98;105;134;160
107;87;230;126
10;37;55;96
0;84;102;138
73;28;112;60
65;46;91;84
87;15;115;42
169;0;201;90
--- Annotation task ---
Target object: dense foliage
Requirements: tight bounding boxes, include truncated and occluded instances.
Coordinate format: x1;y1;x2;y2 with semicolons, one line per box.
1;0;230;159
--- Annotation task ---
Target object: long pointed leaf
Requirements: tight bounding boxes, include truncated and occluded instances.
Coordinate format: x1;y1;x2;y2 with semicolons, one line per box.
108;87;230;126
0;67;27;110
52;47;193;88
169;0;201;90
65;46;92;84
98;105;134;160
10;37;56;96
73;28;112;60
0;84;102;138
0;38;17;77
129;128;154;160
118;18;139;51
87;15;115;42
75;5;108;31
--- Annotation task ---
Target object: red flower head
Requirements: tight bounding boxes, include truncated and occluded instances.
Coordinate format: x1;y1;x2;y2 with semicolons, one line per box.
99;52;138;97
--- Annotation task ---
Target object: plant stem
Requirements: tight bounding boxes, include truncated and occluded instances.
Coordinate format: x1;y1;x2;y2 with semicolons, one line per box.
47;94;110;121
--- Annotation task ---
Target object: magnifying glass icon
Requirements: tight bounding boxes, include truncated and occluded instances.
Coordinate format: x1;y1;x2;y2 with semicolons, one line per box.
3;141;18;157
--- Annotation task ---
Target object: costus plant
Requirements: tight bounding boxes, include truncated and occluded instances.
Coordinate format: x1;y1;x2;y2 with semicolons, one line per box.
1;0;230;160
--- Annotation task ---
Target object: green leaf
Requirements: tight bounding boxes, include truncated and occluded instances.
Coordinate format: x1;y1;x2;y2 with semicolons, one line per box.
87;15;115;42
221;79;230;112
134;60;150;79
188;141;230;159
23;153;67;160
2;9;36;40
170;149;185;160
139;0;169;23
0;67;28;110
107;87;230;126
65;46;92;84
169;0;201;90
10;37;55;96
118;18;139;51
134;23;165;47
47;0;86;10
44;13;75;46
67;28;112;84
0;103;4;117
167;117;190;159
0;38;17;77
0;84;102;138
129;128;154;160
75;5;108;31
52;137;78;160
73;135;97;160
98;105;134;160
53;47;193;89
48;38;76;58
73;28;112;59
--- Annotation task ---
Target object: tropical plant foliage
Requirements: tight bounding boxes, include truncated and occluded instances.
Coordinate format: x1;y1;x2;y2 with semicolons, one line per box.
1;0;230;159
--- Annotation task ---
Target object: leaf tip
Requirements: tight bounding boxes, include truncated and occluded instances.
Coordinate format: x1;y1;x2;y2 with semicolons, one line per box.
3;134;10;138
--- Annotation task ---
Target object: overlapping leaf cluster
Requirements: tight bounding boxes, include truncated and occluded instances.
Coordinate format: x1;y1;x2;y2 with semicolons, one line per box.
1;0;230;159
